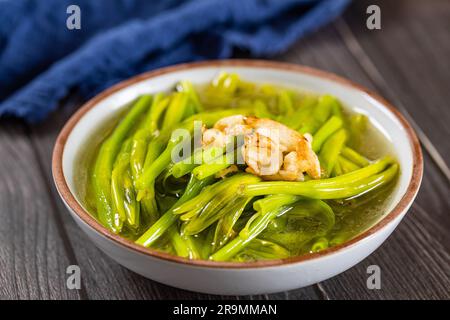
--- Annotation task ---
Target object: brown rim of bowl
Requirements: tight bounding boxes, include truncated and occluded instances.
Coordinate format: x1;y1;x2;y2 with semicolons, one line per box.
52;59;423;269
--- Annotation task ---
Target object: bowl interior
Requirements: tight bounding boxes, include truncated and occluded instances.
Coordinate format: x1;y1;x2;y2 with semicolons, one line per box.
62;63;414;248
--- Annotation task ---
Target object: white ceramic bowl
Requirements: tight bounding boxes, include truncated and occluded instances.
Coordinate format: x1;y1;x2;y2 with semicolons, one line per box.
53;60;422;295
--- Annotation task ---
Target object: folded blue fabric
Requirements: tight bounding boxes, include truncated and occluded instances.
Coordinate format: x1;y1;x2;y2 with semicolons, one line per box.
0;0;350;122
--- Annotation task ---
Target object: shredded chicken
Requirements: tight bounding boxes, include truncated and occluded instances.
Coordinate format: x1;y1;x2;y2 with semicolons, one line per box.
202;127;227;148
242;132;283;176
202;115;321;181
245;117;299;153
214;115;252;136
263;151;305;181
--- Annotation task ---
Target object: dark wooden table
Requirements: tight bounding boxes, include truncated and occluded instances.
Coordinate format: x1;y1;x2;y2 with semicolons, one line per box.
1;0;449;300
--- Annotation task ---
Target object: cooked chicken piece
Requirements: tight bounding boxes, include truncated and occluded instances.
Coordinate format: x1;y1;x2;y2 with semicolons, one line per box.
243;117;321;180
296;133;321;179
214;115;253;136
202;128;227;147
214;115;245;131
242;133;283;176
203;115;252;147
281;151;306;181
244;117;302;152
202;115;321;180
226;124;253;137
262;151;304;181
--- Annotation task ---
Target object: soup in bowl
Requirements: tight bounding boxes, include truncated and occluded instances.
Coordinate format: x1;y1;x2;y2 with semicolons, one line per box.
52;60;422;294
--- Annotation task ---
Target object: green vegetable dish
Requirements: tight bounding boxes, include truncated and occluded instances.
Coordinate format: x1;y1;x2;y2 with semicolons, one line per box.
76;73;399;262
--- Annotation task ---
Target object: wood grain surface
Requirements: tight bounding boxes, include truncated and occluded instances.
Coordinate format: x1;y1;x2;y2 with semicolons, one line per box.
0;0;448;300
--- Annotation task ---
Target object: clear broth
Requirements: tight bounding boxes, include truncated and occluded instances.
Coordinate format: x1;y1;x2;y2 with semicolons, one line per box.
74;83;398;258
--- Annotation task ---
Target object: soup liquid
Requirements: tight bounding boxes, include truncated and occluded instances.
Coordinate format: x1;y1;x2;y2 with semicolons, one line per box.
74;85;398;258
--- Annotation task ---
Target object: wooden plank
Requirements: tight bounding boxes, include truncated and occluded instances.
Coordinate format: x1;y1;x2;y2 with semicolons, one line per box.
28;98;320;300
276;20;450;299
341;0;450;173
20;0;450;299
337;0;450;221
0;120;80;300
317;198;450;299
315;158;450;300
278;16;450;222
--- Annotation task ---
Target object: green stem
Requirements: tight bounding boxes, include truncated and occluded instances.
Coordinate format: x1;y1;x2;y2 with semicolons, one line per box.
168;225;201;259
137;108;253;192
252;194;301;213
130;129;150;183
111;139;140;229
146;93;168;133
171;146;223;178
338;155;361;174
178;80;203;112
173;174;259;215
162;92;189;130
213;197;252;251
319;128;347;176
332;159;343;177
284;96;317;129
341;147;370;167
233;239;290;261
210;205;293;261
192;151;233;180
298;95;337;134
311;237;329;252
241;158;397;199
135;175;214;247
312;116;343;152
172;161;198;178
92;96;150;233
253;99;274;119
277;90;294;116
179;175;260;235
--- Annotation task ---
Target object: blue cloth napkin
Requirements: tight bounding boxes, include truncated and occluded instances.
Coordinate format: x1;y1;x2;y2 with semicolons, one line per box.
0;0;350;122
